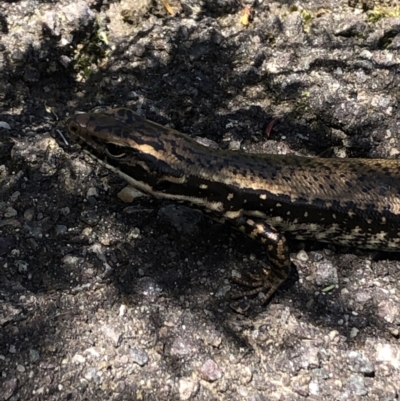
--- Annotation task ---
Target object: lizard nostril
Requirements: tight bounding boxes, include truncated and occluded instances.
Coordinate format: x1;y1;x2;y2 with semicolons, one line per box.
68;122;79;133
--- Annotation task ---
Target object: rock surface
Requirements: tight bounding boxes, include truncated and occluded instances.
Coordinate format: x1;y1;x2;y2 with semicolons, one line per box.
1;0;400;400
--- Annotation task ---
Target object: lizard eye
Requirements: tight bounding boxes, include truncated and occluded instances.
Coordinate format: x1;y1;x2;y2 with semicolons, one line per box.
153;180;172;192
105;143;127;159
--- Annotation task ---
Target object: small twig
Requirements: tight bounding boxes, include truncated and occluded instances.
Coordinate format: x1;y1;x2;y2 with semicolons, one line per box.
160;0;174;15
264;119;278;138
56;128;69;145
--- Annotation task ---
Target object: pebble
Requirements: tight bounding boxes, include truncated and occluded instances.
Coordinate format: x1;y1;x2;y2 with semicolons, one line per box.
198;359;223;382
4;207;17;218
130;348;148;367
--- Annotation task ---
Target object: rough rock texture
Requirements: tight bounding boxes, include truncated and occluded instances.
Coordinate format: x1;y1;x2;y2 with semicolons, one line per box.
1;0;400;400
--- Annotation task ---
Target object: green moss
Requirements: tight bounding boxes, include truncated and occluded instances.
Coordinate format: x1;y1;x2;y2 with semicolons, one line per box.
301;9;315;33
367;6;400;23
73;15;109;81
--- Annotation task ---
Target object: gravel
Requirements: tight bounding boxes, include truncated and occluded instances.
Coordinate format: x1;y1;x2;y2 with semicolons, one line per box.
1;0;400;400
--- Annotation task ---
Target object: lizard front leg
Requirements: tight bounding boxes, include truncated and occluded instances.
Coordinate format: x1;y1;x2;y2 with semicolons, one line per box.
229;217;291;304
